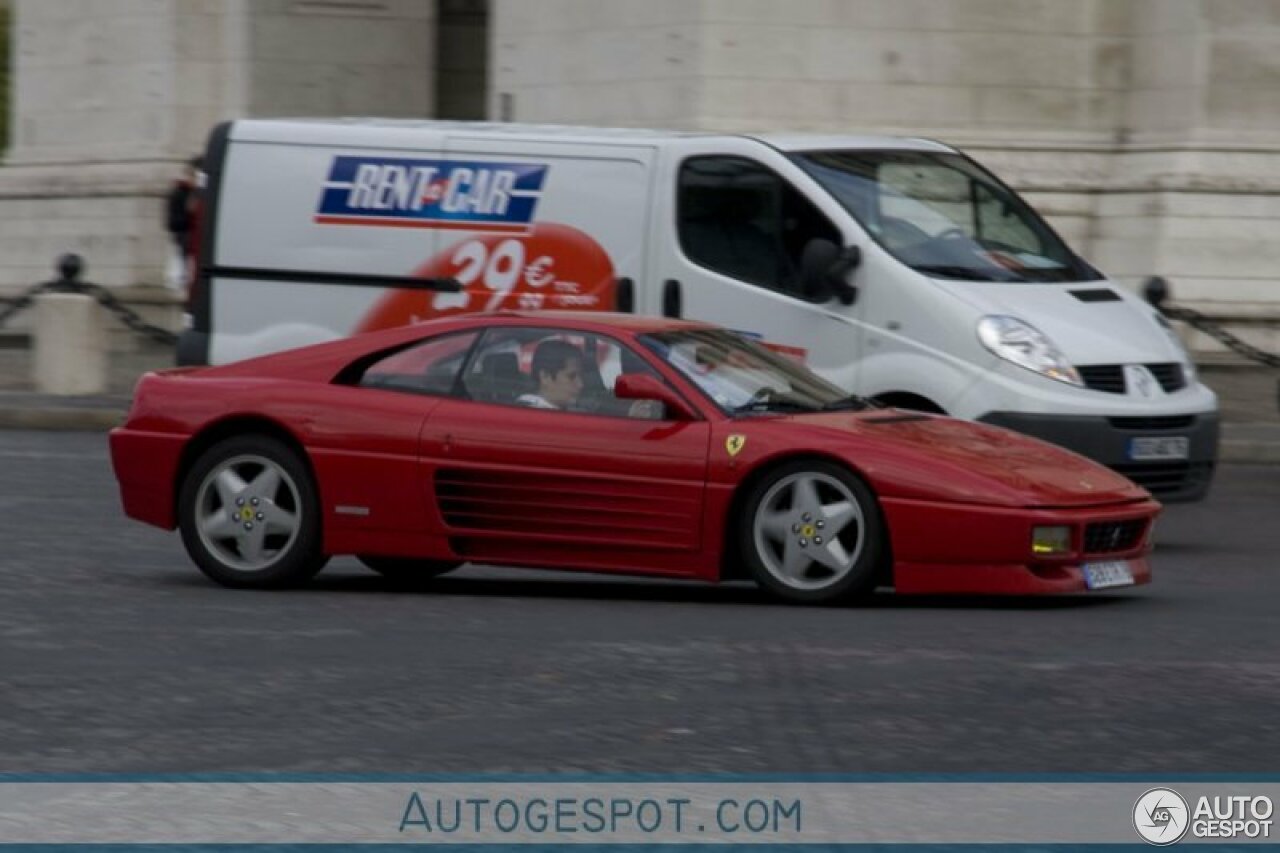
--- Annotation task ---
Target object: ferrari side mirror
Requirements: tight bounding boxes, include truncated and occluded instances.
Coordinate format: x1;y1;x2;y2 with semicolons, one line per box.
614;373;699;421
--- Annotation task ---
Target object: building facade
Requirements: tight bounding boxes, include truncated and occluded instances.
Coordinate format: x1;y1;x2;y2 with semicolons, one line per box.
2;0;1277;354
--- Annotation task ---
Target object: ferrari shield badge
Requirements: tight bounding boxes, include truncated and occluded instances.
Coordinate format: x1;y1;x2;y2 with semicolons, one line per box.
725;434;746;457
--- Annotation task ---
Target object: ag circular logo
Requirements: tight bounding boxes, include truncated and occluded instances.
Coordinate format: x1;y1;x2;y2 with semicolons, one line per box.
1134;787;1190;845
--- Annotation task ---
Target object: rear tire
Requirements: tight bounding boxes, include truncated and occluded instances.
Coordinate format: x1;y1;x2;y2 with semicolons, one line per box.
178;435;328;588
358;555;462;585
739;460;885;604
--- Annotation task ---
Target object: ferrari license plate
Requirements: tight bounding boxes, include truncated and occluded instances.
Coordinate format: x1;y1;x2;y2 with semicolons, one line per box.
1128;436;1189;461
1082;560;1135;590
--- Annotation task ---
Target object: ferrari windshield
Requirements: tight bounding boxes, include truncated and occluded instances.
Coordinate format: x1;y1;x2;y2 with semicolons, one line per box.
792;149;1100;283
640;328;869;415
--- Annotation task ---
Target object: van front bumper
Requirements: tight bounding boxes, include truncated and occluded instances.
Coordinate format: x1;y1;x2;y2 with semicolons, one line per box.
977;410;1219;503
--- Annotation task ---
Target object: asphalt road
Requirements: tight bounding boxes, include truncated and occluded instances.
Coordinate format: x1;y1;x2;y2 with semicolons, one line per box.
1;430;1278;775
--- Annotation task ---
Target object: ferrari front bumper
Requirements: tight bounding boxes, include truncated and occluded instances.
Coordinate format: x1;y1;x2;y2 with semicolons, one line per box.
880;495;1160;595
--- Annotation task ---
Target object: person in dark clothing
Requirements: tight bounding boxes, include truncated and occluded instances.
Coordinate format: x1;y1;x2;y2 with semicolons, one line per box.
165;157;202;289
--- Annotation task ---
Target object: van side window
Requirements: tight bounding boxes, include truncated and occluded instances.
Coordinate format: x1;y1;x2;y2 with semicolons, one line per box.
678;156;841;298
356;331;479;396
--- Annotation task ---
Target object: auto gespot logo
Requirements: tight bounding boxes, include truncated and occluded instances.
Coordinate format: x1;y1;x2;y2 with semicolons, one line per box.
316;156;548;233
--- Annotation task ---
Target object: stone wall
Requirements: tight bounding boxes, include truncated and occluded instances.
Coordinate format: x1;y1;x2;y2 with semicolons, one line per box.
0;0;433;301
491;0;704;125
246;0;433;118
3;0;1278;357
491;0;1280;354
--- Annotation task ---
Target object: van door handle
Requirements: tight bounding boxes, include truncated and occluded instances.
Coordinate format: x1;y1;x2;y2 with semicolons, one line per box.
662;279;682;318
615;277;634;313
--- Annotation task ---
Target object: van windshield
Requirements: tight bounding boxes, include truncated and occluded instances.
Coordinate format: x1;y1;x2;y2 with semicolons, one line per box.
792;150;1101;283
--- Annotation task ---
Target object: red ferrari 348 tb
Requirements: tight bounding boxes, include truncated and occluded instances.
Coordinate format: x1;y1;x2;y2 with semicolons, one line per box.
110;313;1159;603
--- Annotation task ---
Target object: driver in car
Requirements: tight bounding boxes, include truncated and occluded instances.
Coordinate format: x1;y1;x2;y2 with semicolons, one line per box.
518;340;585;410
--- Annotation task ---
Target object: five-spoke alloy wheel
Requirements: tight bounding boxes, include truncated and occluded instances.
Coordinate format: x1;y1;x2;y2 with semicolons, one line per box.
741;460;885;603
179;435;327;588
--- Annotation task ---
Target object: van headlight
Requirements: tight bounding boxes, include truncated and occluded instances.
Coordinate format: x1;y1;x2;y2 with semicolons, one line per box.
977;316;1083;386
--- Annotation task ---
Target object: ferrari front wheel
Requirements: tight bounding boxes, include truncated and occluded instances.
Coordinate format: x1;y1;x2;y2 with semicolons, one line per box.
178;435;327;588
357;556;462;585
741;460;885;604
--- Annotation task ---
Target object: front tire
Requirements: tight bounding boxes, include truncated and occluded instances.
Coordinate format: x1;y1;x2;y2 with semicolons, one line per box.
178;435;327;588
740;460;885;604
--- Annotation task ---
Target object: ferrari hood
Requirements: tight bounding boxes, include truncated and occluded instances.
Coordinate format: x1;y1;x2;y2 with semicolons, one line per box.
774;411;1149;507
938;281;1179;366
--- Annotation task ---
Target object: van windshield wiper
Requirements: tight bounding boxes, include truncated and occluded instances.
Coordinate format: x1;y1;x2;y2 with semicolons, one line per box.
913;264;1022;283
820;396;874;412
730;399;820;416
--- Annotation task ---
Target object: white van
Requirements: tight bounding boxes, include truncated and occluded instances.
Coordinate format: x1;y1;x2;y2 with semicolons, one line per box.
179;119;1218;501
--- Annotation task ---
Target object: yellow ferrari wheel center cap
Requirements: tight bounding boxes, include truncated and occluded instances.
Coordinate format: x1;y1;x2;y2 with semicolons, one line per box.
801;524;816;538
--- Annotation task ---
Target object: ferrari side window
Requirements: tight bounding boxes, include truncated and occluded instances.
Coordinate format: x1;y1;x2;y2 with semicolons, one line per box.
357;331;479;396
461;327;669;419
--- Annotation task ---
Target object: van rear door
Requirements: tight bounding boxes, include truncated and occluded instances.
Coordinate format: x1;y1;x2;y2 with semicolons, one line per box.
209;122;453;363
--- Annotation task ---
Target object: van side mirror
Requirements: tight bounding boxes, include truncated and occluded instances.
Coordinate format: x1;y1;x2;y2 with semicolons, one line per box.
800;238;860;306
614;373;698;421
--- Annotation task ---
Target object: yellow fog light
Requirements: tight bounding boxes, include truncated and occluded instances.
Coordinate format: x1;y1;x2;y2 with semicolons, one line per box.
1031;525;1072;556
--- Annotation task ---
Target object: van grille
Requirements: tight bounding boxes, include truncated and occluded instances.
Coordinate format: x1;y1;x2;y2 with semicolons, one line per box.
1083;519;1146;554
1108;415;1195;431
1110;462;1213;496
1146;363;1187;392
1078;365;1126;394
1076;363;1186;394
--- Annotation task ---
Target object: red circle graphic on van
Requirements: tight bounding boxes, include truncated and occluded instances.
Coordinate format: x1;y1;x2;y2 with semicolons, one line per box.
354;223;617;333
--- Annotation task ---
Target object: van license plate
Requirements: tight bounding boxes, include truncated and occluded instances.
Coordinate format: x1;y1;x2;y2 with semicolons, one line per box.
1128;436;1189;461
1082;560;1135;590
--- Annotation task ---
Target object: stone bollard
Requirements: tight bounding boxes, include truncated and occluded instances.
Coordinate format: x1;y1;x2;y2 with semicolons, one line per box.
33;292;108;395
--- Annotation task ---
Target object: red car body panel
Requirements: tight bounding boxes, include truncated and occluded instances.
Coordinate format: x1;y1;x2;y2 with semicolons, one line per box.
109;312;1160;595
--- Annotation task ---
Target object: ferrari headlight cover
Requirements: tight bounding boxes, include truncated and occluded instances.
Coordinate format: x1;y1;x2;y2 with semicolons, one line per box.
977;315;1083;387
1031;525;1072;556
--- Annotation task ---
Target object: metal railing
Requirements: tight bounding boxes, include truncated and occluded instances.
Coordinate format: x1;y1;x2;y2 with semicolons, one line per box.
0;254;178;346
1143;276;1280;370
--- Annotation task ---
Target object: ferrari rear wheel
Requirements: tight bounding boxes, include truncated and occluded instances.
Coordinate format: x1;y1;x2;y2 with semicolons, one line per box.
741;460;884;604
357;555;462;585
178;435;327;588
